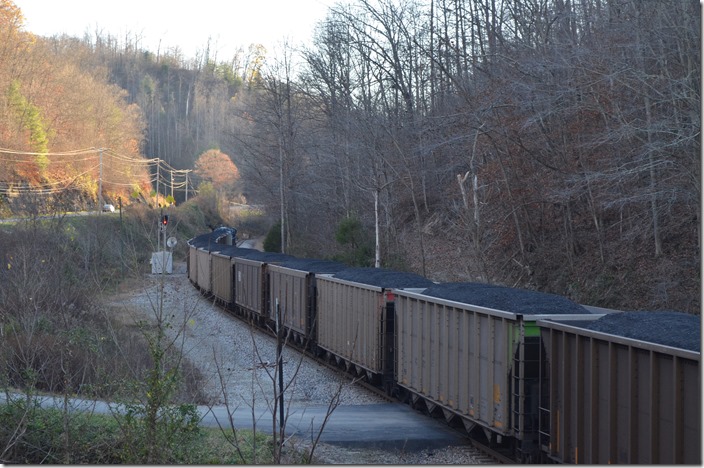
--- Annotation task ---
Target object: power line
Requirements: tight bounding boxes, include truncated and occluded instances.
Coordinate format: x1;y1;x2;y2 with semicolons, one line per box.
0;146;196;204
0;164;102;195
0;147;98;156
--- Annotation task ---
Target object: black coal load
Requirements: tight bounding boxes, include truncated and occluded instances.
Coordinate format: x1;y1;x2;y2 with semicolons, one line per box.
278;259;348;274
189;227;238;248
214;246;259;258
421;282;590;315
237;251;296;263
333;267;434;289
583;311;700;352
190;239;230;253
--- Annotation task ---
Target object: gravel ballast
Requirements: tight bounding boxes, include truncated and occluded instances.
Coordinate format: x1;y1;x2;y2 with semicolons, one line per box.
111;262;485;464
117;264;383;409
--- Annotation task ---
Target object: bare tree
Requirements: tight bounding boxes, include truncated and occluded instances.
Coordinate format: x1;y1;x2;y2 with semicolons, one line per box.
207;301;349;464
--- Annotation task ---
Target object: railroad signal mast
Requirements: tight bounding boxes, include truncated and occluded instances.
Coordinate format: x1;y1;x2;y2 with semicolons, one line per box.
152;212;173;274
161;214;168;253
158;213;168;249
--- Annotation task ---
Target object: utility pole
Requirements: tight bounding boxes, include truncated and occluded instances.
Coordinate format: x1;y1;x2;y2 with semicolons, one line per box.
98;148;103;212
279;143;285;254
119;197;124;276
158;208;162;253
170;170;174;200
275;299;285;433
155;159;160;208
161;211;167;273
185;171;189;201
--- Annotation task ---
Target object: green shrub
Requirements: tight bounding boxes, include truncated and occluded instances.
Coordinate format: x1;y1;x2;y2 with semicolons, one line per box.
0;397;122;464
334;216;373;266
0;398;278;464
116;401;205;464
263;221;283;252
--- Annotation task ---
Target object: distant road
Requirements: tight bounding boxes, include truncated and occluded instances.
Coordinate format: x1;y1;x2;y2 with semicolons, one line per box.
0;393;467;451
238;238;258;249
237;236;265;250
0;211;110;224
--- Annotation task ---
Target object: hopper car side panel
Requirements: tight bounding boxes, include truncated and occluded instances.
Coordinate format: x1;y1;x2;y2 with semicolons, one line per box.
234;257;268;318
393;290;518;437
195;248;212;292
188;245;198;285
268;265;310;336
538;320;701;464
316;275;384;374
211;252;234;304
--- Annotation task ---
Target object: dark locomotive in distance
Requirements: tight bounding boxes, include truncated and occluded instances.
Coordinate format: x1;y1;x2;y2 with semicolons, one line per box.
187;227;700;464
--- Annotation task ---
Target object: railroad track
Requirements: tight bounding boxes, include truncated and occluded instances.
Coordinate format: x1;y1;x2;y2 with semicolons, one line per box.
305;343;518;463
207;294;395;402
469;438;516;464
310;349;517;463
206;291;518;464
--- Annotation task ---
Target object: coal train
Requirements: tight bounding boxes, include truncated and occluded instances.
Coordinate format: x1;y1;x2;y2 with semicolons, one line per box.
187;227;701;464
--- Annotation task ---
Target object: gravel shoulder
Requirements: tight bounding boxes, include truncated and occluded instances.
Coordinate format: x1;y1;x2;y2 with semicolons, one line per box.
104;262;484;464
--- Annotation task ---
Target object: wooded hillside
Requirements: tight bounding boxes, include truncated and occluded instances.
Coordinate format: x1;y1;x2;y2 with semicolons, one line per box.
1;0;699;313
0;1;152;211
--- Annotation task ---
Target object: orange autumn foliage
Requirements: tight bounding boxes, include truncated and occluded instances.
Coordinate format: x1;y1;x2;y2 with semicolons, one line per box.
193;149;240;191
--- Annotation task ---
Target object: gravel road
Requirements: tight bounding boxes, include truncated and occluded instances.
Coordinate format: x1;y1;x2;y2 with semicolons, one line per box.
107;262;484;464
